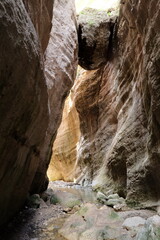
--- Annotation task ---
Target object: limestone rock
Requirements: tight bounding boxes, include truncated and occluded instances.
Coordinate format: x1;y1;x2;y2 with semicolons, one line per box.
118;210;155;221
122;217;146;230
108;194;120;200
75;0;160;202
78;8;116;70
26;194;41;208
136;215;160;240
106;198;125;207
23;0;54;52
41;188;54;202
0;0;78;226
47;88;80;182
50;191;82;208
30;0;78;193
0;0;49;225
59;203;131;240
96;191;108;203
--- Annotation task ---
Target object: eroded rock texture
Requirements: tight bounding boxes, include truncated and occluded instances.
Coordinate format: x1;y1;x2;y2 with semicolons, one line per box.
23;0;54;52
31;0;78;193
0;0;77;225
0;0;49;225
75;0;160;203
78;8;115;70
47;89;80;182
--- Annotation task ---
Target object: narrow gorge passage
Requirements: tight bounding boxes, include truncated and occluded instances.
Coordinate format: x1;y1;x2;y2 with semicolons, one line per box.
1;0;160;240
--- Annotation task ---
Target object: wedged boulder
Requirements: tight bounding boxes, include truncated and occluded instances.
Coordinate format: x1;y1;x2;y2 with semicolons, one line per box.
78;8;117;70
74;0;160;203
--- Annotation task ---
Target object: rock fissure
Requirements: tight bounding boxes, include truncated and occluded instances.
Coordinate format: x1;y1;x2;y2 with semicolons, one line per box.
1;1;160;239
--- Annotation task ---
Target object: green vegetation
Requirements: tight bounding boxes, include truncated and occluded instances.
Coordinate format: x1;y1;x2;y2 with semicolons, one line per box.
75;0;120;13
78;8;111;29
78;6;119;29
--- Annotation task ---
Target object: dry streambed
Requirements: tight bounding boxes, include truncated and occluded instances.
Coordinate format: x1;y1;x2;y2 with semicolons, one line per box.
0;181;160;240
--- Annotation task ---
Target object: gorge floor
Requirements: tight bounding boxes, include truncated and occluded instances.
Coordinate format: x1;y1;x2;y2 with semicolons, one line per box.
0;181;159;240
0;181;96;240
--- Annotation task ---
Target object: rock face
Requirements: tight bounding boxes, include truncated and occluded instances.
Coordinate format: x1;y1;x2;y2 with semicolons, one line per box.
47;88;80;182
0;0;77;225
23;0;54;52
30;0;78;193
0;0;49;225
78;8;115;70
136;215;160;240
59;203;143;240
75;0;160;203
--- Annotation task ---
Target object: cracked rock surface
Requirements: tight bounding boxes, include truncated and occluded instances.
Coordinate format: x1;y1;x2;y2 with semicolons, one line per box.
78;8;117;70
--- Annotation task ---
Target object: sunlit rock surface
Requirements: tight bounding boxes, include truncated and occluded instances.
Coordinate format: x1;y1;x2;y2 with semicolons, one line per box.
0;0;49;225
31;0;78;193
47;88;80;182
75;0;160;202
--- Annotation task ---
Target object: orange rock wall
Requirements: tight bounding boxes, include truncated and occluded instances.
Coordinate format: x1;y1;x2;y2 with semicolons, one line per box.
48;89;80;182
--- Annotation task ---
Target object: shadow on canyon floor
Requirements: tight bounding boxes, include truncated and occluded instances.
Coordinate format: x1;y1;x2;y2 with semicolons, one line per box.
0;181;159;240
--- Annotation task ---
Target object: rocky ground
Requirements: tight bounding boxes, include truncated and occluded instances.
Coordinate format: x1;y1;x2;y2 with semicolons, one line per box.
0;197;66;240
0;181;160;240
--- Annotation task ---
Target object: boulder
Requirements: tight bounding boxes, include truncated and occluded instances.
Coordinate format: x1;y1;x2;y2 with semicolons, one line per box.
26;194;41;209
122;217;146;231
59;203;132;240
75;0;160;202
136;215;160;240
78;8;117;70
50;191;82;208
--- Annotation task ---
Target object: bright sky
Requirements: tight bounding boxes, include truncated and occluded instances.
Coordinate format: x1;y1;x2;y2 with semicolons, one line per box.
75;0;119;13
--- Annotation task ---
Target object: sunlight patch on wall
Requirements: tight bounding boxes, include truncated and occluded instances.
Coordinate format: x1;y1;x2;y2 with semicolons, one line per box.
75;0;120;13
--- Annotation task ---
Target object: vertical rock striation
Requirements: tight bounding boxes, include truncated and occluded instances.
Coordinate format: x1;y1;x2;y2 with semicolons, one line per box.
30;0;78;193
23;0;54;52
47;88;80;182
0;0;49;225
0;0;77;225
76;0;160;202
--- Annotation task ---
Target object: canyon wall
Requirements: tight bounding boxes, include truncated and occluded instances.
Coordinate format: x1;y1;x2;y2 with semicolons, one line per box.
47;88;80;182
0;0;49;225
75;0;160;203
23;0;54;52
31;0;78;193
0;0;77;225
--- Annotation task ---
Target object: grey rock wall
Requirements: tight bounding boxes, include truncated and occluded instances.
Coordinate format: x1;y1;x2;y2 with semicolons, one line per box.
75;0;160;203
